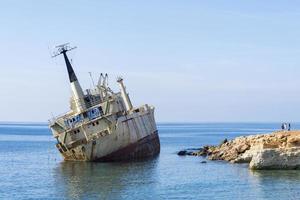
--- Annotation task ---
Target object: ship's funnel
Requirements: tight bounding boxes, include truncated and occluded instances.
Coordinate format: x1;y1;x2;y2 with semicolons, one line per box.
117;77;133;111
53;44;86;113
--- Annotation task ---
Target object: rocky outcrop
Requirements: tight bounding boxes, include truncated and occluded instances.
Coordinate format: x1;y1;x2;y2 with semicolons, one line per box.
179;131;300;170
249;148;300;170
177;148;202;156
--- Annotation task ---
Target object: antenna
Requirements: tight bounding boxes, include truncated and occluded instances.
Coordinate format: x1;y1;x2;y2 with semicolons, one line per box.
52;43;77;58
89;72;96;88
98;73;103;86
52;43;78;83
105;73;108;87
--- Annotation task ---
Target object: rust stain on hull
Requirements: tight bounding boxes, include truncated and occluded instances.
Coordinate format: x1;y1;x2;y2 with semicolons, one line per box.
94;131;160;162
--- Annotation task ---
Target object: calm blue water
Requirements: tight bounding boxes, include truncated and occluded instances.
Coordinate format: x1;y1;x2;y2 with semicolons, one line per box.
0;122;300;199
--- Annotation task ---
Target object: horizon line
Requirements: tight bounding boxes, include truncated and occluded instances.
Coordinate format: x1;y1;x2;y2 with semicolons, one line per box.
0;121;297;125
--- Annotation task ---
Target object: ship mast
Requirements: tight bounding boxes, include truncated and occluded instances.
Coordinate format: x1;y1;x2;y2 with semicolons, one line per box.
53;43;86;113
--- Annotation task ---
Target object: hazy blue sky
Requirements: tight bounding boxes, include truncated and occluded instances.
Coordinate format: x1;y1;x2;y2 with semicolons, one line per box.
1;0;300;122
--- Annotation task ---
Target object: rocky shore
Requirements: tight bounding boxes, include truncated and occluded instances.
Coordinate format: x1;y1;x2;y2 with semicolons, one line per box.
178;131;300;170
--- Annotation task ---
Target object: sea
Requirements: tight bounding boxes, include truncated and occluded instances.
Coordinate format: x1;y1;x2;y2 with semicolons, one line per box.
0;122;299;200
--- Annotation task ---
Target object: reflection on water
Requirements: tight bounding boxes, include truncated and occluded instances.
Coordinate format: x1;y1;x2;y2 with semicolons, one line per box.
251;170;300;181
249;170;300;200
54;158;159;199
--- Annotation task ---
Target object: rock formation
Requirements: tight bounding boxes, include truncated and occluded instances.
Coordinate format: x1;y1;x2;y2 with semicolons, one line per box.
178;131;300;170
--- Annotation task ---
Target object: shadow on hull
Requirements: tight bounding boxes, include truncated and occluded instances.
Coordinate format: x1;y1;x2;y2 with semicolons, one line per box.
95;131;160;162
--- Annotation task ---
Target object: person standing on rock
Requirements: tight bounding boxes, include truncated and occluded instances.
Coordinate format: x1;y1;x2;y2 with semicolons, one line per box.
281;123;288;131
288;123;291;131
284;123;288;131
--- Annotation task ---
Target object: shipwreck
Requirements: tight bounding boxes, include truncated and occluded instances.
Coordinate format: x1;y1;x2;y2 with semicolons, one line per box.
49;44;160;161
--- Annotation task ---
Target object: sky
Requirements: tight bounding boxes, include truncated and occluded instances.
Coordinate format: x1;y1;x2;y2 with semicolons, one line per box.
1;0;300;122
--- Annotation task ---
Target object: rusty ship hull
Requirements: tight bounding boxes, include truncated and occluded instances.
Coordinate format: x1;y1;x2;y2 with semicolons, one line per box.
53;104;160;162
90;131;160;162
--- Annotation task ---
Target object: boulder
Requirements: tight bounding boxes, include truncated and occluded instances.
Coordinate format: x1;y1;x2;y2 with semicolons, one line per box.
250;148;300;170
236;143;250;153
177;148;203;156
219;138;228;145
177;150;187;156
287;136;300;147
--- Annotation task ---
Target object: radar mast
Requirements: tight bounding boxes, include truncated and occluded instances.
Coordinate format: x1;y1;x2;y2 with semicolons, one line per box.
53;43;86;113
53;43;78;83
